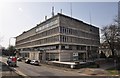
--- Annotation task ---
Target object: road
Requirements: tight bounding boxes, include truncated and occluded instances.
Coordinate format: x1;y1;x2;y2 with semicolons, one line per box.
1;56;119;78
1;56;85;77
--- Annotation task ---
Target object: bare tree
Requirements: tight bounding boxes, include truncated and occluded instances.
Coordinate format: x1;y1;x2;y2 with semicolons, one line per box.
101;16;120;57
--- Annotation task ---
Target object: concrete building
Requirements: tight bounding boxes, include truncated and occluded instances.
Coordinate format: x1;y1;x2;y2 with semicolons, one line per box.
15;13;100;62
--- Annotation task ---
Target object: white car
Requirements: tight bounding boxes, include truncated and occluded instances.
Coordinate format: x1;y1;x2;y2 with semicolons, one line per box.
17;57;23;61
30;60;39;66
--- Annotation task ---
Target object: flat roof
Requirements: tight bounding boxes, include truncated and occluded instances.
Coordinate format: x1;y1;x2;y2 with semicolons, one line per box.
16;13;99;38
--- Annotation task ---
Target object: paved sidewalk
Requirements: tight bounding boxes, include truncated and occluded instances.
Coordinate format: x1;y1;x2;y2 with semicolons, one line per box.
0;56;24;78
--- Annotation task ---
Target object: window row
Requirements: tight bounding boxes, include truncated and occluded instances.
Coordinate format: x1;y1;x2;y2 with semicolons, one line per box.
21;45;59;51
60;35;100;45
16;27;59;45
16;36;59;48
61;45;86;50
36;19;58;32
60;16;99;34
60;26;99;40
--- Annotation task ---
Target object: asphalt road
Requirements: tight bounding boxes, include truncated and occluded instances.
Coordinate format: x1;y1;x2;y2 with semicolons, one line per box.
1;56;119;78
1;56;84;77
16;62;82;76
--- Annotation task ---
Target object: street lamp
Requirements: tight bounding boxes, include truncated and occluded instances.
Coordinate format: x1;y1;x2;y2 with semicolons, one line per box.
9;37;16;47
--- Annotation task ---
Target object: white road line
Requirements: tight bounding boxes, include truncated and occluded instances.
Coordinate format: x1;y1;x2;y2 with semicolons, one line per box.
12;67;27;76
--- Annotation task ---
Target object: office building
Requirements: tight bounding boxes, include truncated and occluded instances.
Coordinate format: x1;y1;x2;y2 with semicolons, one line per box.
15;13;100;62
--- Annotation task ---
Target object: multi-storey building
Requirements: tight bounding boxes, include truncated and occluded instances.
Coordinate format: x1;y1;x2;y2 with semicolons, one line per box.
15;13;100;62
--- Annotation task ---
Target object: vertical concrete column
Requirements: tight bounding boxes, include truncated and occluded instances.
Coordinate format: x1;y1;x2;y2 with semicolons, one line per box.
42;51;46;62
59;45;61;62
59;45;61;50
90;46;92;59
33;53;35;59
29;52;31;59
86;46;88;61
84;53;86;62
35;52;39;60
59;53;61;62
24;53;25;58
70;52;73;61
29;52;33;60
90;46;92;50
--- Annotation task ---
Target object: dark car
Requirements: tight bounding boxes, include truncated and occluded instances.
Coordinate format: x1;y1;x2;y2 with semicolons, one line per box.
25;59;31;64
17;57;23;61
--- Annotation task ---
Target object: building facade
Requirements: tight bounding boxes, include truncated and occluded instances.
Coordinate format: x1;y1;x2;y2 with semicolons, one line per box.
15;13;100;62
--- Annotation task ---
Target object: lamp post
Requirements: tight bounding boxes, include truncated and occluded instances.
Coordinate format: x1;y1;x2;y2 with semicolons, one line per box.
9;37;16;47
8;37;16;56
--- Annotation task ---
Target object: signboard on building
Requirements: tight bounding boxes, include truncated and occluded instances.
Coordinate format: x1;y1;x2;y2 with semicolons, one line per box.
36;19;58;32
73;53;78;56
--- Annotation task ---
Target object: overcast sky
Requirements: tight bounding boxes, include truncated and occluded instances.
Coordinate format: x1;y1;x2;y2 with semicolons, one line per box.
0;1;118;48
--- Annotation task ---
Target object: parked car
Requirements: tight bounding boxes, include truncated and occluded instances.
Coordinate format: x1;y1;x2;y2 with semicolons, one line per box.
7;56;17;67
30;60;39;66
25;59;31;64
17;57;23;61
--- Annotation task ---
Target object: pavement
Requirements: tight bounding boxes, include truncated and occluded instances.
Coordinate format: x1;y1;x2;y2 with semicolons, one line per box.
0;56;24;78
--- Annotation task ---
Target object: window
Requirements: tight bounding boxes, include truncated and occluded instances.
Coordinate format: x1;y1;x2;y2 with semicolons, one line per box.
63;27;65;33
61;45;71;50
64;28;67;33
61;35;64;42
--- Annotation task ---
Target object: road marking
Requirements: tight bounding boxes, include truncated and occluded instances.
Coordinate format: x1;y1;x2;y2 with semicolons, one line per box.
13;67;27;76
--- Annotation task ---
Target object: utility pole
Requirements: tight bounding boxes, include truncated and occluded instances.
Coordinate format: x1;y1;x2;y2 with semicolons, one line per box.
52;6;54;17
89;11;92;25
70;3;72;18
9;37;15;47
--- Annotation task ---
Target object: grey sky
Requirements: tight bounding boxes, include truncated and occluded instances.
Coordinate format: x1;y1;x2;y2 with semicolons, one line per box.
0;2;118;48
